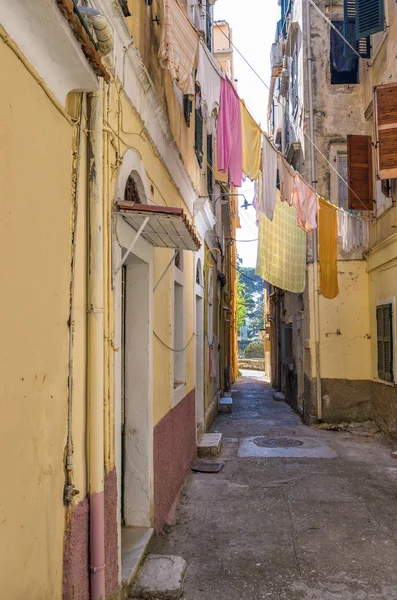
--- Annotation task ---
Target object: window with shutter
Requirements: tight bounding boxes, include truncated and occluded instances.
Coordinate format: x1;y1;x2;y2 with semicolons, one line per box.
195;83;203;167
355;0;385;39
205;0;212;51
347;135;373;210
330;21;359;85
377;303;393;382
207;135;214;197
183;95;193;127
343;0;370;59
374;83;397;180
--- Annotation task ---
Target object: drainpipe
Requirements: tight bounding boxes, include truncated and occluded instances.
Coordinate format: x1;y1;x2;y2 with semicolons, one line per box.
87;81;106;600
305;0;322;420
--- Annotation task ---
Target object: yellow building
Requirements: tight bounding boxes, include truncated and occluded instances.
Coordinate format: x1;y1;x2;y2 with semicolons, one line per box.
267;0;397;434
0;0;238;598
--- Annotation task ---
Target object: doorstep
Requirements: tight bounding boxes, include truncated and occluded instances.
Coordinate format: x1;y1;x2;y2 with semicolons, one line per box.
219;397;233;413
121;527;154;589
197;432;222;457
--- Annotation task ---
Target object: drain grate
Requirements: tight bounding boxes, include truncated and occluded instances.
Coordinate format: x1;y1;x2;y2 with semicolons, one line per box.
253;437;304;448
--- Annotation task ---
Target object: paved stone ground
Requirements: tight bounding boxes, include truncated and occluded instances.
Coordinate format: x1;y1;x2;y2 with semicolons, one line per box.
150;371;397;599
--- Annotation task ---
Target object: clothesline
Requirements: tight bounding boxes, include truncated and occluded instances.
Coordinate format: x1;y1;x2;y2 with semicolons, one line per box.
199;1;370;213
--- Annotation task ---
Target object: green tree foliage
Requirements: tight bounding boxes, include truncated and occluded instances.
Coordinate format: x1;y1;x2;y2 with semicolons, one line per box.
237;272;248;329
238;267;264;337
244;340;265;358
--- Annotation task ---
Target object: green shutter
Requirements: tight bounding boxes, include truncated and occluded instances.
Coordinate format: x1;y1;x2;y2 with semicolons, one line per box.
377;304;393;382
206;0;212;51
183;95;192;127
355;0;385;39
195;83;203;167
343;0;370;58
207;135;214;197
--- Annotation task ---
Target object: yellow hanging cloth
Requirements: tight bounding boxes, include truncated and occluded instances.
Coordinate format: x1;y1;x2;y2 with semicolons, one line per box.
318;197;339;299
240;100;262;181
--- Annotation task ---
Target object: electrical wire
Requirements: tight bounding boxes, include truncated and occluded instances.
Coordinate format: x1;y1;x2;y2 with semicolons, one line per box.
154;330;196;352
209;6;372;213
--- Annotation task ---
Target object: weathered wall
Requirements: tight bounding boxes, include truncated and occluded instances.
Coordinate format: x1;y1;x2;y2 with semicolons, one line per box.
0;38;73;599
153;389;196;531
124;0;205;196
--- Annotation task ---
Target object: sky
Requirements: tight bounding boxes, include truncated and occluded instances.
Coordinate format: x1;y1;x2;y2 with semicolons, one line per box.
214;0;280;267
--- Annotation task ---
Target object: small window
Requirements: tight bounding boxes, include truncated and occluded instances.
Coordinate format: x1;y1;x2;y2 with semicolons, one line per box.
377;303;393;382
337;153;349;210
174;282;185;387
124;173;142;204
183;95;193;127
174;250;183;271
205;0;212;51
330;21;358;85
290;51;299;117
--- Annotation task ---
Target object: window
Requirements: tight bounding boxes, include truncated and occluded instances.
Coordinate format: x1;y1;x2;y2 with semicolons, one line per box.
207;135;214;198
337;153;349;210
195;83;203;166
374;83;397;180
174;250;183;271
343;0;370;59
118;0;131;17
183;95;193;127
173;282;185;387
330;22;358;85
377;303;393;382
346;135;373;210
290;51;298;116
124;172;143;204
205;0;212;51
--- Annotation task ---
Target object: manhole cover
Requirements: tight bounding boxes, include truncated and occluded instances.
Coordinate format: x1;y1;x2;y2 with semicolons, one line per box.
253;437;304;448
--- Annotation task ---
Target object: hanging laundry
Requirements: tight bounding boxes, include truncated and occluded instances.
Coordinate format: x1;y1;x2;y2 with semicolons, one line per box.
291;175;318;232
196;42;223;135
158;0;199;96
259;134;277;221
256;190;307;293
319;198;339;299
337;209;370;252
240;100;262;181
252;172;262;225
278;154;295;206
216;77;242;187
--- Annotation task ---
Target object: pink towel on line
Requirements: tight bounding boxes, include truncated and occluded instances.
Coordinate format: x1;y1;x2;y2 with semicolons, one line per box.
216;77;242;187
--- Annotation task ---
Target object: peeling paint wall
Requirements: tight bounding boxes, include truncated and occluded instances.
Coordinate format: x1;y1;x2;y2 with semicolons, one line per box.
0;37;73;599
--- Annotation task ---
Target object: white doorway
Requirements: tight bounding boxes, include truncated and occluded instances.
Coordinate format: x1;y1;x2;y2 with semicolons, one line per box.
195;293;204;432
121;253;152;528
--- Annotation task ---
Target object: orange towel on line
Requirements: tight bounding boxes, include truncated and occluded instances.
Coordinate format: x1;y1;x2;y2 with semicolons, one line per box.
318;198;339;299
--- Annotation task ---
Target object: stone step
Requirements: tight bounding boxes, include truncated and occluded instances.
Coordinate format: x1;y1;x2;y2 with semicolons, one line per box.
219;397;233;413
197;432;222;457
130;554;187;599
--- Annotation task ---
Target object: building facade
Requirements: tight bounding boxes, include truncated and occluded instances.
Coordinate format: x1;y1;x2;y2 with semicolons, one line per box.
267;0;397;433
0;0;237;598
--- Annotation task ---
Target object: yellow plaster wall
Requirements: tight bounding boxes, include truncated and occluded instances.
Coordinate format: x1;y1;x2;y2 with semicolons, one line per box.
108;86;197;426
318;261;371;380
367;237;397;381
122;0;205;196
0;39;73;599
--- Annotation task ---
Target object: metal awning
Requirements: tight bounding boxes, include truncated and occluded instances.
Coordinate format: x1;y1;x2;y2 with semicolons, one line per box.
117;203;201;251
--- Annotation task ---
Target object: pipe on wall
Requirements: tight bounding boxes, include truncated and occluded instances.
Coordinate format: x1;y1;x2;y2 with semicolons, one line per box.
305;0;322;420
87;81;106;600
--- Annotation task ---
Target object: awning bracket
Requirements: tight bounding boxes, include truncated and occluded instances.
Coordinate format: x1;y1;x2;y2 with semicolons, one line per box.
114;216;149;278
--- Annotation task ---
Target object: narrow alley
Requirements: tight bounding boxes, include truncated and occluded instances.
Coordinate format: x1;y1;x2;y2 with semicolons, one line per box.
150;372;397;600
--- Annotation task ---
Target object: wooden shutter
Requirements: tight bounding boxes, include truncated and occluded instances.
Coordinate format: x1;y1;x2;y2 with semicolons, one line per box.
374;83;397;179
183;95;192;127
343;0;370;59
347;135;373;210
355;0;385;39
377;304;393;382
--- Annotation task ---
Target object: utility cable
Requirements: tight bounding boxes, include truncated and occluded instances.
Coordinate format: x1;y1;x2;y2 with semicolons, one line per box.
153;330;196;352
208;7;371;213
